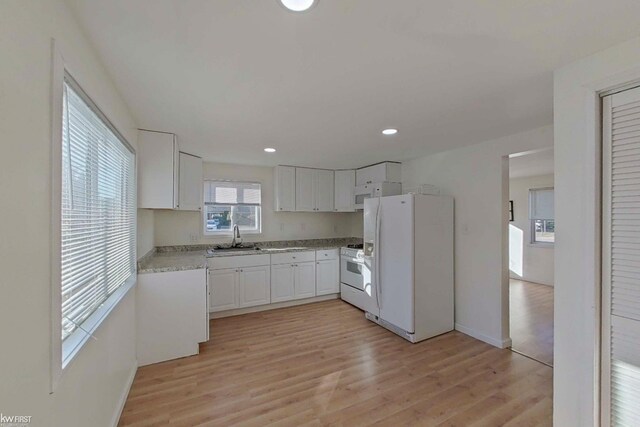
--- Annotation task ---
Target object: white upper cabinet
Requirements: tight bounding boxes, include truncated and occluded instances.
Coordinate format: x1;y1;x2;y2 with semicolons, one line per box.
138;130;179;209
138;129;203;210
315;169;335;212
334;169;356;212
356;162;402;186
295;167;315;212
178;152;203;211
273;166;296;212
295;167;334;212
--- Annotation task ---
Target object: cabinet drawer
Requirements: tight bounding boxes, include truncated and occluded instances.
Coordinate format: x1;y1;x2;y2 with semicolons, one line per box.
316;249;339;261
270;251;315;265
208;254;271;270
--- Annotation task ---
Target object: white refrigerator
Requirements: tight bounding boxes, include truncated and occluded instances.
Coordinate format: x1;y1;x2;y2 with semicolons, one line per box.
363;193;454;343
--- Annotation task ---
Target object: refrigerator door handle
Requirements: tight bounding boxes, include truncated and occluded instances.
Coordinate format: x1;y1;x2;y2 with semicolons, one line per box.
375;198;382;310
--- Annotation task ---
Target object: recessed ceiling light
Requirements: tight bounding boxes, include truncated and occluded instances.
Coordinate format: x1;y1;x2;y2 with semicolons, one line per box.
264;148;276;153
382;128;398;136
279;0;317;12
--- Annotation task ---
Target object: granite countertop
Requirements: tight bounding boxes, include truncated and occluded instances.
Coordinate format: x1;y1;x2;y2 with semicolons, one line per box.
137;250;208;274
138;237;362;274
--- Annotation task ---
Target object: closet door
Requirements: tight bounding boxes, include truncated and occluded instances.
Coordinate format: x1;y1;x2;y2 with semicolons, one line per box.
602;86;640;427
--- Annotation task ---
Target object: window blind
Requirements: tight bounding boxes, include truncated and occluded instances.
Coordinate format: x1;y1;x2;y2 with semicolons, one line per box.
205;181;261;206
61;77;136;342
602;86;640;426
529;188;554;220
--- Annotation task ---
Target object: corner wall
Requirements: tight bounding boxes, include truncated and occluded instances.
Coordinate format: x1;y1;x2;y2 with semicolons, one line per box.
554;35;640;427
0;1;144;425
402;125;553;348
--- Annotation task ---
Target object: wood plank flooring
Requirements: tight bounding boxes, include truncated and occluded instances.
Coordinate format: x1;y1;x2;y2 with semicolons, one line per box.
509;279;554;366
119;300;552;426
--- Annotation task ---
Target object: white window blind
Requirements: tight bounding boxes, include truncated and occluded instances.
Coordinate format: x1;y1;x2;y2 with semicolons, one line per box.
529;188;554;220
602;85;640;426
61;76;136;343
205;181;261;205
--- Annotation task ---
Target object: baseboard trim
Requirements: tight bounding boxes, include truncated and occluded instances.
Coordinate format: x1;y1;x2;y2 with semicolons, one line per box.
110;361;137;427
455;323;511;349
210;294;340;319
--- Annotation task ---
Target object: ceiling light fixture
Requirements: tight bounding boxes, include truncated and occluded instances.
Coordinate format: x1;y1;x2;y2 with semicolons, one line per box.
382;128;398;136
264;148;276;153
279;0;317;12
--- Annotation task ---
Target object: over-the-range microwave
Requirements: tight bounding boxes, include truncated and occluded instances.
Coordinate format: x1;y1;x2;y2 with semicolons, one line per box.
354;182;402;210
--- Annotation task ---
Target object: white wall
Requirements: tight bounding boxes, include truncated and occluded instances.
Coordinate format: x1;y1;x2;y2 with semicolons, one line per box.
0;1;144;425
554;35;640;427
402;125;553;348
137;209;155;256
154;162;359;246
508;174;555;286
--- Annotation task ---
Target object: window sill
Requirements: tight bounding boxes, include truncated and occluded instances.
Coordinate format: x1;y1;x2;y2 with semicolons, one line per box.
529;242;555;248
61;274;137;370
203;231;262;237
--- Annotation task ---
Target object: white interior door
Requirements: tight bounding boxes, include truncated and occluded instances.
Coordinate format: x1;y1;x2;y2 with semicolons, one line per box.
602;86;640;426
379;194;415;333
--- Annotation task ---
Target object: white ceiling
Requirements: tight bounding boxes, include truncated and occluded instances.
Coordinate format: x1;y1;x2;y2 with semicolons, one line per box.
67;0;640;169
509;148;554;179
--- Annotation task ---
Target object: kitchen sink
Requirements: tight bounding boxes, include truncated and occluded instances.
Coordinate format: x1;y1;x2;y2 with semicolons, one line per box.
207;246;262;254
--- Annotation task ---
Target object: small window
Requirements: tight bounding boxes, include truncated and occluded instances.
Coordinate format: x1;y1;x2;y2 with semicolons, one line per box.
204;181;262;235
529;187;554;244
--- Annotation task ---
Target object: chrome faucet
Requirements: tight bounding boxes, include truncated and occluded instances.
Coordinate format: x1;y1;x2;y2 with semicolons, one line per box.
231;224;242;247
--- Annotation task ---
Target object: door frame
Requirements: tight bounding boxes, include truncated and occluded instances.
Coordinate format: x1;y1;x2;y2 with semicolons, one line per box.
574;69;640;426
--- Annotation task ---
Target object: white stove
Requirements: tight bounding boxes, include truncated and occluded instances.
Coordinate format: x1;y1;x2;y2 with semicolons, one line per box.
340;245;368;310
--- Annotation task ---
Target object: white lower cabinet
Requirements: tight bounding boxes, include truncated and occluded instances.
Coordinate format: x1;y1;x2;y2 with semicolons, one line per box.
239;265;271;308
209;268;238;312
271;263;295;302
209;264;270;312
295;262;316;299
209;249;339;313
316;258;339;295
271;262;317;302
271;251;317;302
137;268;209;366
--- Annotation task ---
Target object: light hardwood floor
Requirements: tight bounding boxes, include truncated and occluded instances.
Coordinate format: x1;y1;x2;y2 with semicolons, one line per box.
119;300;552;426
510;279;554;366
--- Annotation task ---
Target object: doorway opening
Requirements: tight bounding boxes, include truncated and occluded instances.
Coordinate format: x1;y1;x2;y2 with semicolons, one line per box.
507;148;555;367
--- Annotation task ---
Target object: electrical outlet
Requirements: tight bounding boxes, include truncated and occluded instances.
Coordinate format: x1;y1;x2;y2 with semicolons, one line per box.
189;233;198;243
280;223;285;232
334;225;338;233
300;223;306;231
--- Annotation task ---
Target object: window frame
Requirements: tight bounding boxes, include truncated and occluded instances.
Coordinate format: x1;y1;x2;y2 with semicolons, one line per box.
531;218;555;245
202;181;262;236
50;45;136;391
529;187;555;246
